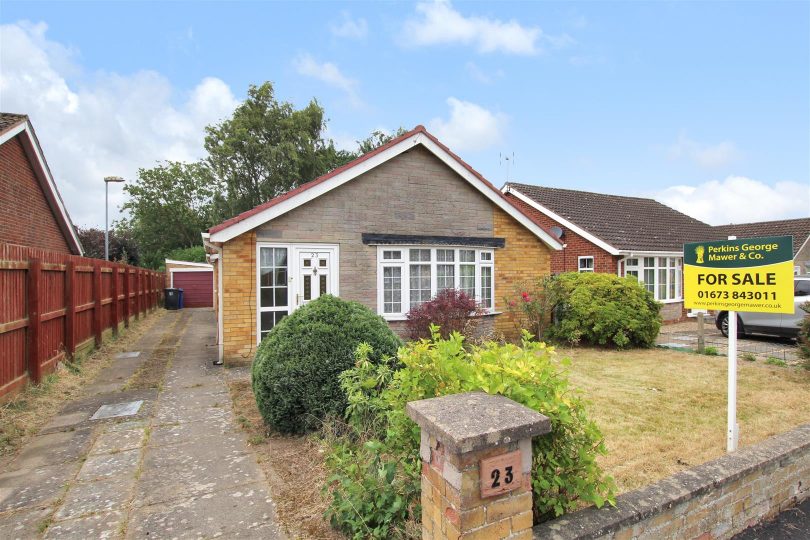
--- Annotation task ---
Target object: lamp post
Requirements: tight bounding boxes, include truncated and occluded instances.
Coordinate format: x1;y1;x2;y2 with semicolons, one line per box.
104;176;125;261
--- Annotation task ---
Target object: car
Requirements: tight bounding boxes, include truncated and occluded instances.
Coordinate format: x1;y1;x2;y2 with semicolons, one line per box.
716;276;810;339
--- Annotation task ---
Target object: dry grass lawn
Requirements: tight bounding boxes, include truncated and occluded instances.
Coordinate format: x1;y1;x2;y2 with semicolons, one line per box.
560;346;810;494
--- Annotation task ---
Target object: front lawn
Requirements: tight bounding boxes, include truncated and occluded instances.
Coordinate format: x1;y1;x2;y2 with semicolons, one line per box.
562;347;810;493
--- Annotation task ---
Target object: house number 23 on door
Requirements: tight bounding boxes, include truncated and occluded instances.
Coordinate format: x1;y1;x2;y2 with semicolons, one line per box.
479;450;522;498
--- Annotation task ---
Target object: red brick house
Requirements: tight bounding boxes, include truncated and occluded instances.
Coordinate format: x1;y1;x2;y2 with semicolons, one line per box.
502;183;716;322
0;113;83;255
716;218;810;276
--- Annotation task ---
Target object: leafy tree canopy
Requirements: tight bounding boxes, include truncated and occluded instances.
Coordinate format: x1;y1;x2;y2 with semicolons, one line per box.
76;226;139;265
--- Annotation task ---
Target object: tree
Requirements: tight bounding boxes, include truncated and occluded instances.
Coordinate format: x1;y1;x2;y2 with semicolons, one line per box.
356;128;408;155
120;161;218;269
76;226;140;265
204;82;348;216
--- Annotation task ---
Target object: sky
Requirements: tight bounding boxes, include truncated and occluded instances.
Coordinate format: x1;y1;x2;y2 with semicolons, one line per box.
1;0;808;230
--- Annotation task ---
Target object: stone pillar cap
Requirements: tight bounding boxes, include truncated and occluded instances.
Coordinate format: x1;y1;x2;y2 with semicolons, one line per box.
406;391;551;454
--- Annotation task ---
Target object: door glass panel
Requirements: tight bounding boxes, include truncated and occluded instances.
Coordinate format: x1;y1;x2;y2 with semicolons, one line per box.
260;268;272;287
304;258;311;267
275;287;287;307
320;275;327;295
260;247;288;311
261;288;275;308
304;275;311;300
274;268;287;287
319;259;327;267
274;249;287;266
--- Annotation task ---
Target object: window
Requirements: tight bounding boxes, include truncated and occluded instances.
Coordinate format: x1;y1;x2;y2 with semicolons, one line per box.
578;256;594;273
258;247;289;340
378;247;496;317
624;256;682;301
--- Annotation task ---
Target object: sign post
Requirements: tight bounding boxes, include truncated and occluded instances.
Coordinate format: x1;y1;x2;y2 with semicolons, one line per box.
683;235;793;452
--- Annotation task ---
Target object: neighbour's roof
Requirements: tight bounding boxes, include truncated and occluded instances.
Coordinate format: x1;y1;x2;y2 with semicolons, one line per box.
0;113;27;135
207;125;562;250
505;183;716;252
0;112;84;255
715;218;810;257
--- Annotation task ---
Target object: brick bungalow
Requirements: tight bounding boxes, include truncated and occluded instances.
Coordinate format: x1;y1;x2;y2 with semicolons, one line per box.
0;113;83;255
502;183;716;322
716;218;810;276
202;126;562;364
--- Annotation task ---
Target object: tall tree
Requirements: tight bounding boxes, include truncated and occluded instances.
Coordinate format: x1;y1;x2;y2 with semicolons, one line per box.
356;127;408;155
204;82;345;216
120;161;218;269
76;226;140;265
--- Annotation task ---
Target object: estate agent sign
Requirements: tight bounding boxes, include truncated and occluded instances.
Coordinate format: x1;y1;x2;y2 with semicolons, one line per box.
683;235;794;314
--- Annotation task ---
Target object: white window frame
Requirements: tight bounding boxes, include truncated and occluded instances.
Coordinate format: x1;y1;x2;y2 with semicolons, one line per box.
623;255;682;303
578;256;595;273
376;246;496;320
255;242;340;344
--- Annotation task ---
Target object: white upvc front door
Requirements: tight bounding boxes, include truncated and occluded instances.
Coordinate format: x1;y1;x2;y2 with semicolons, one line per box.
256;243;339;343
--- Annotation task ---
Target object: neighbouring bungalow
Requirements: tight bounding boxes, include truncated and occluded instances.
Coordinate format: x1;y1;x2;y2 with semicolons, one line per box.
715;218;810;276
203;126;562;364
0;113;83;255
502;183;716;322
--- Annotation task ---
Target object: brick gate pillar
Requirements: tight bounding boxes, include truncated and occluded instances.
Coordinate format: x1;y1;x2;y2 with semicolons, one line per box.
406;392;551;540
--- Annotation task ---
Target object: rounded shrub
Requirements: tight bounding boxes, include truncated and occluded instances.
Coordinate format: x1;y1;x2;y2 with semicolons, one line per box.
251;295;402;434
546;272;662;348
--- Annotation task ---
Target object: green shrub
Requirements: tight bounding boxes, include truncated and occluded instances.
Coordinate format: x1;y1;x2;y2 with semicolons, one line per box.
251;295;402;434
741;352;757;362
324;331;615;537
764;357;787;367
703;346;719;356
546;272;662;348
798;302;810;369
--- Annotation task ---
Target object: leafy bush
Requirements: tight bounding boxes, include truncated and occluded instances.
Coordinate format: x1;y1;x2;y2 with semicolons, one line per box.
323;331;615;537
251;295;402;434
703;346;719;356
503;276;559;339
764;357;787;367
798;302;810;369
405;288;483;340
546;272;662;348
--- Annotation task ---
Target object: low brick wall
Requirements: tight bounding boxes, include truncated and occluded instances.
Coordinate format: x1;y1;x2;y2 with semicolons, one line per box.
533;424;810;540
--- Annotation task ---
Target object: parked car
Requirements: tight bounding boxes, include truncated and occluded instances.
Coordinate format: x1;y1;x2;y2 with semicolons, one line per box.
716;276;810;338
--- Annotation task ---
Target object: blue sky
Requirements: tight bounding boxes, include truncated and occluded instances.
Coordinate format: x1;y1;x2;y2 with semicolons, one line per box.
1;1;808;228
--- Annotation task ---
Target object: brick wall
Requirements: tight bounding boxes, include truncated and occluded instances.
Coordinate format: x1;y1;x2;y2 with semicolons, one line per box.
222;231;257;362
533;423;810;540
0;136;72;253
493;207;553;340
506;194;619;274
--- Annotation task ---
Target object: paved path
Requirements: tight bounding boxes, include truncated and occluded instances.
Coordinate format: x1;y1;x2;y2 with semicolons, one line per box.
0;309;284;539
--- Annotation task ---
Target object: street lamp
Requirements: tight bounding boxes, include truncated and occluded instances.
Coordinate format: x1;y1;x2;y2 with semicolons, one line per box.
104;176;125;261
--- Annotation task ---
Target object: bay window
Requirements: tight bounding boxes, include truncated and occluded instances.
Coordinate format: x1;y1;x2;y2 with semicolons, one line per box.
378;246;495;318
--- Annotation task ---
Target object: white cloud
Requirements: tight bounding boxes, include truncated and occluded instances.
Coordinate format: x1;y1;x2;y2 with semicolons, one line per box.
655;176;810;225
428;98;507;152
667;133;740;168
293;53;362;107
402;0;571;55
329;11;368;39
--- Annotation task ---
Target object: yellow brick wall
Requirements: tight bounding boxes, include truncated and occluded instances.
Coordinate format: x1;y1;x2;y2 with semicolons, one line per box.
493;208;552;340
221;231;257;364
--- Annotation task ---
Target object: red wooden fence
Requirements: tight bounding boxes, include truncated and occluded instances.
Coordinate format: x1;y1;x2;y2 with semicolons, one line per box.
0;241;163;399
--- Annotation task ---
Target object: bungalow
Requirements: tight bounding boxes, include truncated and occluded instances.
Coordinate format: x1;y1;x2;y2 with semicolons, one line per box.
715;218;810;275
502;183;716;322
0;113;83;255
203;126;563;364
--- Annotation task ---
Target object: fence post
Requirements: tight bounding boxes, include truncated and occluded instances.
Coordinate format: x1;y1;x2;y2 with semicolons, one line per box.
65;260;76;358
111;265;120;337
135;270;141;320
93;262;103;347
123;267;131;328
27;258;42;384
407;392;551;540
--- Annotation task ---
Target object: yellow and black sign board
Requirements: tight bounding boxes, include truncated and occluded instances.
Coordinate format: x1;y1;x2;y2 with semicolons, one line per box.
683;235;793;314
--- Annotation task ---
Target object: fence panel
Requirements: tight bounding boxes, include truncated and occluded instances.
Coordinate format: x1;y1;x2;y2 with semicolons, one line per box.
0;241;163;399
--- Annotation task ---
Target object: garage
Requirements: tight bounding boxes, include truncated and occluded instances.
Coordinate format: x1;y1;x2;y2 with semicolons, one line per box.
166;259;214;308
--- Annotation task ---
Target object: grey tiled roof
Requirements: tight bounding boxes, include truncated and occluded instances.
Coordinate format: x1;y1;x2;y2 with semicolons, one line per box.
715;218;810;257
507;183;717;252
0;113;27;135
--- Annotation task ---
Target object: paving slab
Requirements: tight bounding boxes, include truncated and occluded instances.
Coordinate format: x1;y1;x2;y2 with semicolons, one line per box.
154;399;231;425
149;417;238;448
127;483;284;539
75;447;140;483
5;428;94;472
0;462;75;513
55;475;136;520
0;506;52;540
90;426;146;455
135;437;255;507
43;510;124;539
